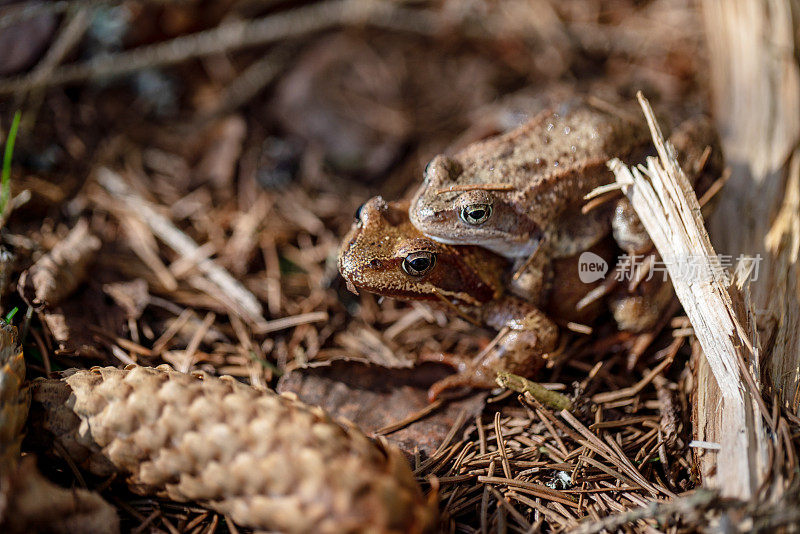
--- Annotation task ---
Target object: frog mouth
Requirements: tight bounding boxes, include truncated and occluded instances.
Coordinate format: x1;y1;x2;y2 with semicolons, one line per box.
425;230;538;259
422;233;466;246
337;258;363;296
336;227;364;294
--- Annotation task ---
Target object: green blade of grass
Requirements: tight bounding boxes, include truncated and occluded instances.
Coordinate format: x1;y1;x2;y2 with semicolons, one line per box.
4;306;18;323
1;111;21;216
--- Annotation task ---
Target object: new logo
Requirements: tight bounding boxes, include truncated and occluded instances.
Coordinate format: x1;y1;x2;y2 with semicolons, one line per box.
578;251;608;283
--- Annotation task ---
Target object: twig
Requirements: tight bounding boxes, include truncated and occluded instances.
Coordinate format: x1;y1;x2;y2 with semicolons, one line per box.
374;399;444;436
96;167;266;325
583;182;624;201
179;311;215;372
495;371;572;411
607;93;768;498
432;288;482;327
196;48;295;120
0;0;187;30
591;355;674;404
494;412;513;479
414;410;468;474
252;311;329;335
560;410;661;497
569;489;718;534
511;240;542;281
477;477;579;508
19;5;91;108
0;0;440;95
581;189;621;214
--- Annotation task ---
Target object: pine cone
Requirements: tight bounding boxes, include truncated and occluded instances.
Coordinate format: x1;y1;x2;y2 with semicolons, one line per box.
30;365;438;533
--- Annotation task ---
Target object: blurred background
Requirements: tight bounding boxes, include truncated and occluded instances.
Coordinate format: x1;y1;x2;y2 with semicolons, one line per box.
2;0;797;532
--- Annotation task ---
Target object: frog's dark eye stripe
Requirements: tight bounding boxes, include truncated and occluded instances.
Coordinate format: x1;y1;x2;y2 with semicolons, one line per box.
402;252;436;277
460;204;492;225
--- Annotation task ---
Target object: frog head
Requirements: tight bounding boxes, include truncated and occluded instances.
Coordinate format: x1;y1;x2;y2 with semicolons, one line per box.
409;153;543;258
338;196;506;307
410;102;648;259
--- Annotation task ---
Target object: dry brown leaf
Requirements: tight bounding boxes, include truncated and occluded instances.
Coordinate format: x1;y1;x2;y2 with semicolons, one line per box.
0;319;118;533
278;361;487;456
19;219;101;308
102;279;150;320
0;324;26;471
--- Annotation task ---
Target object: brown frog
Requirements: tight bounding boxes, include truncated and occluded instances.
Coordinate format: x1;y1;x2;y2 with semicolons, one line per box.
409;100;719;261
338;196;613;400
409;100;720;330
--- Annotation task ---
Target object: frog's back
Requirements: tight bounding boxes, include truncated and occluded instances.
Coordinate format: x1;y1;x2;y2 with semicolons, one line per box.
452;101;649;190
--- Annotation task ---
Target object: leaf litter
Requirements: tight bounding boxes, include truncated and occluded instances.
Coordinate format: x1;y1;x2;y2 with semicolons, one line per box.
0;0;797;532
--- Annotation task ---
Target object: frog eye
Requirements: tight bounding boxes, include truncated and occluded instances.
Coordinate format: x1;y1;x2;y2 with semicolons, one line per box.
460;204;492;225
354;202;366;221
402;252;436;277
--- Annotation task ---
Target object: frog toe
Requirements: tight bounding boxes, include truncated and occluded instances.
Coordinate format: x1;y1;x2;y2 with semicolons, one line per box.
427;367;497;402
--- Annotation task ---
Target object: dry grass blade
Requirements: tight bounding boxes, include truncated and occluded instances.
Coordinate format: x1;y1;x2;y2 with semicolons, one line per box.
591;355;674;404
477;477;579;508
560;410;661;497
96;168;266;325
374;399;445;436
433;183;516;194
18;219;100;308
511;241;542;281
252;311;328;334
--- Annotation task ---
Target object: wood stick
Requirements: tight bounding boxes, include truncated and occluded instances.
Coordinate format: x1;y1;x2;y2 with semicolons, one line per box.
0;0;442;95
698;0;800;499
607;94;769;499
96;167;267;326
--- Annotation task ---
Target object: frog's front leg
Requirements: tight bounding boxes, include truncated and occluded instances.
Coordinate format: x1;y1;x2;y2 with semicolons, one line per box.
428;298;558;400
507;245;551;304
